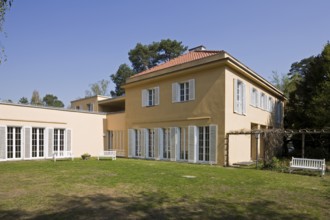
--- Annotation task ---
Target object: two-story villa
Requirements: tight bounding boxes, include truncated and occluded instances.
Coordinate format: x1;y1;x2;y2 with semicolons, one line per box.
122;46;285;165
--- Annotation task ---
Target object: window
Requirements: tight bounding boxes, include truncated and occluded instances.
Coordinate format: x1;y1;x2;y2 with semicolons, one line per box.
234;79;246;115
142;87;159;107
148;129;155;158
54;129;65;152
275;101;283;126
260;93;267;110
7;127;21;159
267;97;274;112
135;130;143;157
179;82;189;101
108;130;125;155
172;79;195;103
163;128;171;159
180;127;188;160
250;87;259;107
87;103;94;112
32;128;44;158
198;126;210;162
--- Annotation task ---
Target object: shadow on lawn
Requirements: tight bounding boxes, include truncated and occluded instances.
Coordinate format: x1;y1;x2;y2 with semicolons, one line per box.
0;191;315;220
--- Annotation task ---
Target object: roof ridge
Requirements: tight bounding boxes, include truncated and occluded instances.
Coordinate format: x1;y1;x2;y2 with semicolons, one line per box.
131;50;223;77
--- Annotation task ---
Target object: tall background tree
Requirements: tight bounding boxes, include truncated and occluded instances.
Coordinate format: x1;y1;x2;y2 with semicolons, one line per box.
85;79;110;97
0;0;13;64
18;97;28;104
107;39;187;97
30;90;42;105
43;94;64;107
128;39;187;73
285;42;330;129
110;64;134;97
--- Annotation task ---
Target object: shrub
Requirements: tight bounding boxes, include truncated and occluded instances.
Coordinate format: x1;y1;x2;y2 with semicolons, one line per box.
262;157;285;171
81;153;91;160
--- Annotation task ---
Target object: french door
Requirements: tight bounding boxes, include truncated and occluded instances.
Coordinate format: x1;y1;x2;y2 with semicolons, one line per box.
32;128;44;158
7;127;22;159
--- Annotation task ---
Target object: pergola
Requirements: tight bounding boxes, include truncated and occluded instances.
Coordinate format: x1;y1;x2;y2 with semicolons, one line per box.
225;128;330;167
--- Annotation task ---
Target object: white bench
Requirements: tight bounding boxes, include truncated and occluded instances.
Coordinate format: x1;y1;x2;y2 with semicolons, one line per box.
53;151;74;162
98;150;116;160
289;157;326;176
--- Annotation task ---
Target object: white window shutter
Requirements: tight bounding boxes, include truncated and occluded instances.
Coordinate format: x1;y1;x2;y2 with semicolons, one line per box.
142;89;147;107
47;128;54;158
276;101;283;126
24;127;31;159
172;83;178;103
233;79;238;113
140;129;147;158
189;79;195;100
154;128;161;160
170;127;176;161
0;125;6;160
175;128;182;160
66;129;72;152
155;87;160;106
128;129;136;158
44;128;48;158
188;126;197;163
250;87;254;106
209;125;217;164
242;82;246;115
256;91;260;108
158;128;164;160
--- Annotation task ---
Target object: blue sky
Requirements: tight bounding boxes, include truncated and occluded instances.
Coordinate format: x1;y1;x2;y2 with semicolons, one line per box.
0;0;329;106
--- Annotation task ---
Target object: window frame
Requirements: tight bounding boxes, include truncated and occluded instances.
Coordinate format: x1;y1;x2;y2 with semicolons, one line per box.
172;79;195;103
142;86;159;107
163;128;171;159
267;97;274;112
87;103;94;112
32;127;45;158
250;87;259;107
7;127;22;159
234;79;246;115
54;128;65;152
198;126;210;162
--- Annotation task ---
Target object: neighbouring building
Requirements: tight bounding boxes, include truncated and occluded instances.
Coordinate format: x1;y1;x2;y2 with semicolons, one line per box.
0;103;106;161
0;46;285;165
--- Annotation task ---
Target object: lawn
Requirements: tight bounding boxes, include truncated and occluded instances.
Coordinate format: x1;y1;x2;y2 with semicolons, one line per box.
0;158;329;220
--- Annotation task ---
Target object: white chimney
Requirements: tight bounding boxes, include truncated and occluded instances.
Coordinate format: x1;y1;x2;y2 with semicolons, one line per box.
189;45;206;52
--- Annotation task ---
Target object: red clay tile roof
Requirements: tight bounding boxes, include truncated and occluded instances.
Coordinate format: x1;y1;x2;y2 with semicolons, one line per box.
132;50;224;77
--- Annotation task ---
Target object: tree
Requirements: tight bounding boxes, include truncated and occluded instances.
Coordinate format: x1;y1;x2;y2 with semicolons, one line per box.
109;39;187;96
286;42;330;129
128;39;187;73
0;0;13;64
270;71;299;98
110;64;134;97
30;90;42;105
42;94;64;108
158;39;188;62
18;97;29;104
85;79;109;97
128;43;156;73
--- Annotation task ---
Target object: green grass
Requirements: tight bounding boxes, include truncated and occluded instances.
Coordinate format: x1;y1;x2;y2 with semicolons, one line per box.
0;158;329;219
